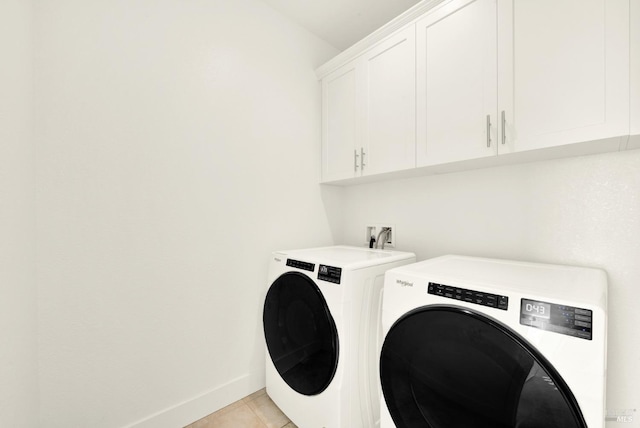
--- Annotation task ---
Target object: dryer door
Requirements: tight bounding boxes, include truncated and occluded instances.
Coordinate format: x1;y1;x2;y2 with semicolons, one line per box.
380;306;587;428
263;272;339;396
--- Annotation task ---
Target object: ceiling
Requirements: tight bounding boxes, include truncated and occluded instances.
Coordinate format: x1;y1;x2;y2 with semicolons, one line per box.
260;0;422;51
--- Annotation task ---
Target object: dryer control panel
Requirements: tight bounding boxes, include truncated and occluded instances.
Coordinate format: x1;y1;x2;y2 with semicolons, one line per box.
428;282;509;310
520;298;593;340
286;259;315;272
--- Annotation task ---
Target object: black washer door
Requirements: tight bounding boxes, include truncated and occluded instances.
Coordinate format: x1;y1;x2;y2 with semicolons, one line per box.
380;306;587;428
263;272;339;396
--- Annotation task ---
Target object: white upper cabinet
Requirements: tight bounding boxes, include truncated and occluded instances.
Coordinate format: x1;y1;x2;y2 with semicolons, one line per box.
322;60;359;182
321;27;416;183
417;0;629;167
498;0;630;154
416;0;498;166
318;0;632;184
362;28;416;176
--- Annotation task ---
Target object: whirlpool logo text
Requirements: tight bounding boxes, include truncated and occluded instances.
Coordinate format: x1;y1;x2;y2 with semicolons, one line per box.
396;279;414;287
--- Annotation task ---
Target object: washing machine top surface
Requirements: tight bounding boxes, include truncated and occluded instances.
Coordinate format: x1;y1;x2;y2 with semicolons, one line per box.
389;254;607;308
275;245;415;271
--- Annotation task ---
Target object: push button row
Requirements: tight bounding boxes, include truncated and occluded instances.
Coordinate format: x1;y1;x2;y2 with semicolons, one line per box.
286;259;315;272
428;282;509;311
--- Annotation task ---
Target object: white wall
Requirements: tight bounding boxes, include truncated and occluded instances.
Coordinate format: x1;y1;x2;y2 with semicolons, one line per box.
0;0;39;426
34;0;338;426
338;149;640;425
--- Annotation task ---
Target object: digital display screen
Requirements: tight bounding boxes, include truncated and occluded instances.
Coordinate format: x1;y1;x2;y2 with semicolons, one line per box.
318;264;341;284
521;301;551;319
520;298;593;340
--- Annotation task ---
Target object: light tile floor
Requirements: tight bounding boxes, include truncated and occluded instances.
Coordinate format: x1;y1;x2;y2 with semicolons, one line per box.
184;388;297;428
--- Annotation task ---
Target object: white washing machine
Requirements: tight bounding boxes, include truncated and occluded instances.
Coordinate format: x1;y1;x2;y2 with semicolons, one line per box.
263;245;415;428
379;255;607;428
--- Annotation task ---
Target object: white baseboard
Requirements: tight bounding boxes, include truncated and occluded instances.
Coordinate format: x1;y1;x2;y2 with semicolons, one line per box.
124;374;265;428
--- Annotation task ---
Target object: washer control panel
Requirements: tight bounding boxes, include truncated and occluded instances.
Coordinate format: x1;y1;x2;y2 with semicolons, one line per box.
520;298;593;340
285;259;342;284
428;282;508;310
318;265;342;284
286;259;314;272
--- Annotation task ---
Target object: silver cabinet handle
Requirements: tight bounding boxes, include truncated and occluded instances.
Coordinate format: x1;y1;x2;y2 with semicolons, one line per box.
361;147;366;169
486;114;492;147
501;110;506;145
354;149;359;172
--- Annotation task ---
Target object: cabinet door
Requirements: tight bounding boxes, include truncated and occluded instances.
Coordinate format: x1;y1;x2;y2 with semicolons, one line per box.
362;27;417;175
416;0;498;167
321;61;360;182
498;0;630;154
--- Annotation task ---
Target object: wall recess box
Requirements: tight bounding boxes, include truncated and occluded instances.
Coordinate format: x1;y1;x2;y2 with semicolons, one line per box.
365;224;395;248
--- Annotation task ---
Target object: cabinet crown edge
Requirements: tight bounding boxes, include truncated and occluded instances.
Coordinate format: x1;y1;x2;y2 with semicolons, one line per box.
315;0;445;79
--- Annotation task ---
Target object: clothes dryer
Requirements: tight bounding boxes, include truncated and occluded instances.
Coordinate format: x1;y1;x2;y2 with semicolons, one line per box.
264;246;415;428
379;255;607;428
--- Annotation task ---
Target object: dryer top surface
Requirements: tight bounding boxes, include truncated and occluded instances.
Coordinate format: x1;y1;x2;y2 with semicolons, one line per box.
275;245;415;270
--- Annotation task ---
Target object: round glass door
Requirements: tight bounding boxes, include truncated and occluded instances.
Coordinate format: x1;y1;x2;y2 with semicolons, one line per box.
380;306;586;428
263;272;339;396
